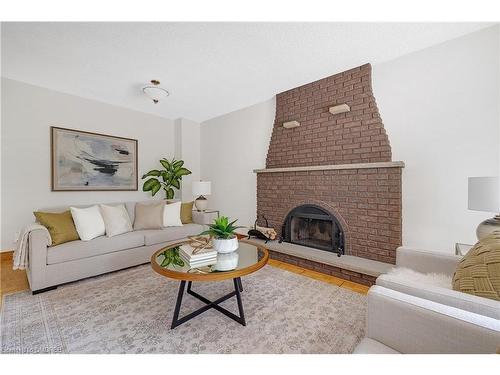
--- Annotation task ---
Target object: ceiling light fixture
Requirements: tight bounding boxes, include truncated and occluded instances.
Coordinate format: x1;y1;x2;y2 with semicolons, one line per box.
142;79;169;104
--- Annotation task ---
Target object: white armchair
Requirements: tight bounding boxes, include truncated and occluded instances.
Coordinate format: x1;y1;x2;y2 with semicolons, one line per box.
376;246;500;319
354;286;500;354
394;246;460;274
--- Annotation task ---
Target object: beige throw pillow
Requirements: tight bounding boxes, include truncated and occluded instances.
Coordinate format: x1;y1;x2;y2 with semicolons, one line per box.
100;204;133;237
133;201;165;230
452;231;500;301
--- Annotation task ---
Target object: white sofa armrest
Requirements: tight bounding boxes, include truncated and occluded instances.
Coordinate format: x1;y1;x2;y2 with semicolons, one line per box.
364;286;500;353
27;229;49;291
192;211;218;226
376;274;500;319
396;246;461;275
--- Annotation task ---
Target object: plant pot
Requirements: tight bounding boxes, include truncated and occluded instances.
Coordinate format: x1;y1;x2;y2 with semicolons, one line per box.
212;237;239;253
214;252;239;271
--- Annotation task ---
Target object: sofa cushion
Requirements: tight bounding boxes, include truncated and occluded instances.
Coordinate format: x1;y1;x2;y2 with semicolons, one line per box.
100;204;133;237
70;205;106;241
141;224;203;246
134;201;165;230
163;201;183;227
377;273;500;319
33;210;79;246
47;231;145;265
180;201;194;224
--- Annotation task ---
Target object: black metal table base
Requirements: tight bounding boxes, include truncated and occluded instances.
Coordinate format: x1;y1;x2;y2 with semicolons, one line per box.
170;277;246;329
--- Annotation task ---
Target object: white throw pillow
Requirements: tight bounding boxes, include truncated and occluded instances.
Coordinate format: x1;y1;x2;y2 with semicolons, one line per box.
163;201;183;227
99;204;133;237
70;205;106;241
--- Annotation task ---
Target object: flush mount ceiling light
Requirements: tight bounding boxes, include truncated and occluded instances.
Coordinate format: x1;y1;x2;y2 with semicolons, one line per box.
142;79;169;104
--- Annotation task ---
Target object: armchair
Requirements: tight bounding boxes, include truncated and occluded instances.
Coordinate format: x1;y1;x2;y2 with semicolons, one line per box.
354;286;500;354
376;247;500;319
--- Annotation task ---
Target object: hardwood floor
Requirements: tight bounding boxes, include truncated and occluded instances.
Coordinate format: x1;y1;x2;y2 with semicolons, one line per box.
268;258;370;294
0;251;29;305
0;251;369;307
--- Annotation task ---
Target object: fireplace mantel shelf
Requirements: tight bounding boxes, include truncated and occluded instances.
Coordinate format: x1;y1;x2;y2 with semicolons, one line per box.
253;161;405;174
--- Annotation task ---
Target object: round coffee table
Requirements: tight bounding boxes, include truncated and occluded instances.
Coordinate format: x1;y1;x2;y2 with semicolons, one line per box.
151;240;269;329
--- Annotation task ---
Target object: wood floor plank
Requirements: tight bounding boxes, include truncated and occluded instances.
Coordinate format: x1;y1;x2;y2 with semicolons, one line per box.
268;258;370;294
340;280;370;295
301;269;344;286
1;252;30;306
1;250;14;261
271;261;306;274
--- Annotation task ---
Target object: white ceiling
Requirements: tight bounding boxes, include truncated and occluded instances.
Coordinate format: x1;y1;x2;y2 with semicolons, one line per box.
1;22;494;122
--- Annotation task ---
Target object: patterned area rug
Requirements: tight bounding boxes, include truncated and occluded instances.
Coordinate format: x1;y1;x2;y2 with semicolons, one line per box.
1;264;366;353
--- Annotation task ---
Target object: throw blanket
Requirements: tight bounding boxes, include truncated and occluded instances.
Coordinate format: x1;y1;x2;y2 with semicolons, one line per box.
13;224;51;270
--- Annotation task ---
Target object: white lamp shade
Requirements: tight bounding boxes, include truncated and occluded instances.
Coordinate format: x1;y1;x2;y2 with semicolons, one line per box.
468;177;499;212
192;181;211;196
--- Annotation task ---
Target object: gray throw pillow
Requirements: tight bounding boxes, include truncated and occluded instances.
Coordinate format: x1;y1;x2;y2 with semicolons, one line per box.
133;201;165;230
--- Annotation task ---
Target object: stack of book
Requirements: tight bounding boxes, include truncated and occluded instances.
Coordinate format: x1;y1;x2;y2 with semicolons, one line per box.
179;244;217;268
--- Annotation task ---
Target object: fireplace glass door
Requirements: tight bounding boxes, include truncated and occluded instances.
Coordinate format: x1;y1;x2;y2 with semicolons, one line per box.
282;204;344;256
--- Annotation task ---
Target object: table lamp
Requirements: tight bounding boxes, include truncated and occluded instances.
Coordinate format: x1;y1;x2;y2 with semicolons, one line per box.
192;181;211;211
468;176;500;240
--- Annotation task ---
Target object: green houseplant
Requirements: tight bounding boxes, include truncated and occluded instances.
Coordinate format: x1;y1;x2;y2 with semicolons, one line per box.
200;216;243;253
142;158;191;199
158;247;184;268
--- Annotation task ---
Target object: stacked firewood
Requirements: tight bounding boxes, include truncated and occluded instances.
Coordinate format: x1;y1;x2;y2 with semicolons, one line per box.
255;225;277;240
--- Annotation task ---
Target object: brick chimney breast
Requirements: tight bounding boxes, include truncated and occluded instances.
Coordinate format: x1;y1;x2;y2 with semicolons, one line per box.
266;63;392;168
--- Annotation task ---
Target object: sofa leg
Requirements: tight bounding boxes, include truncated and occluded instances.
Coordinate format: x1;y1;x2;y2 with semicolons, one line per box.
32;285;57;295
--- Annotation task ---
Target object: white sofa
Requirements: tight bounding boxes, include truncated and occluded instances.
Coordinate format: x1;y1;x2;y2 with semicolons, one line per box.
27;201;215;294
354;286;500;354
376;247;500;319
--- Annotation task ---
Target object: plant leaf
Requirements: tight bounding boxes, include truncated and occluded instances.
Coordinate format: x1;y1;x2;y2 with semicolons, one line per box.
160;159;171;170
151;181;161;196
172;160;184;170
143;178;160;192
175;167;192;178
170;178;181;189
161;171;170;182
141;170;161;179
166;188;175;199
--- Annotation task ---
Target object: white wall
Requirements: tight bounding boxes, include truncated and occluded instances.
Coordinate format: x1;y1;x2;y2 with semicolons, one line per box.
174;117;201;201
373;25;499;251
201;98;275;227
1;78;176;249
200;26;500;253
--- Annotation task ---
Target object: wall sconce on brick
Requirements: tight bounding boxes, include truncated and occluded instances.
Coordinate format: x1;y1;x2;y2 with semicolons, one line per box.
282;120;300;129
329;104;350;115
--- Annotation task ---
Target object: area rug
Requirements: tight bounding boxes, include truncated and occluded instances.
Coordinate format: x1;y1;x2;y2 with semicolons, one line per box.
1;264;366;354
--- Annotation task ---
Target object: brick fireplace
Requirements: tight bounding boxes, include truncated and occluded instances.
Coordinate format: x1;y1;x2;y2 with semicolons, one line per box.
255;63;403;264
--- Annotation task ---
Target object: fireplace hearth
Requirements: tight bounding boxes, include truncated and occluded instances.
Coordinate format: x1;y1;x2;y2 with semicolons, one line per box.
281;204;344;256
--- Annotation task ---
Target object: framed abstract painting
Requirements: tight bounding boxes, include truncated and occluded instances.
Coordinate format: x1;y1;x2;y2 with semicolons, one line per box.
51;127;138;191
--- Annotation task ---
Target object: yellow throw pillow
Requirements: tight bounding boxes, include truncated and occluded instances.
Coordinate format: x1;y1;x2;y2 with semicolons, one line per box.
33;210;80;246
180;201;194;224
452;232;500;301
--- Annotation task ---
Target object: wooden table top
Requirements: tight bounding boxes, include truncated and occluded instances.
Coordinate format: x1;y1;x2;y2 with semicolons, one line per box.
150;239;269;282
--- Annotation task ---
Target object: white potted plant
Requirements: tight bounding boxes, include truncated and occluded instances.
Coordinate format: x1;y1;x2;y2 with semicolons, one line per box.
200;216;242;253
